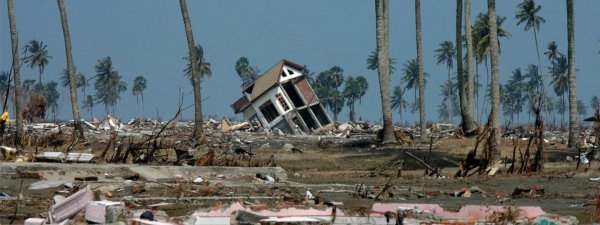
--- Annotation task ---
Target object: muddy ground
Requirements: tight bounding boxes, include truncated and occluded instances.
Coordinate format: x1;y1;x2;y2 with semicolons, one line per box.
0;135;598;224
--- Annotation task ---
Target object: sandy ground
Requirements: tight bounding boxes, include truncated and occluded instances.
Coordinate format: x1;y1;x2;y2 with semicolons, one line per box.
0;136;598;224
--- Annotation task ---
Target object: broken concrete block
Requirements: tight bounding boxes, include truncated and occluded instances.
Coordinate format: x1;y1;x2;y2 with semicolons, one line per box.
36;152;66;162
282;143;295;151
66;153;95;162
85;200;125;224
49;186;93;223
24;218;46;225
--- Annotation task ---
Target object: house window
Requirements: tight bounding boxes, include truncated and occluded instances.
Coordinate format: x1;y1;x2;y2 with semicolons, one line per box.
259;100;280;123
276;93;290;111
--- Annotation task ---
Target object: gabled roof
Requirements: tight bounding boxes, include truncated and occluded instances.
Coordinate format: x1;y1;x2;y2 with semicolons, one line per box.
230;95;250;114
243;59;304;102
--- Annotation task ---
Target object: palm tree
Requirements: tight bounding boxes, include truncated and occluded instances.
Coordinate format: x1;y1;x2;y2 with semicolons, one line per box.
544;41;559;62
7;0;24;145
566;0;578;147
439;80;459;123
43;81;60;120
0;72;10;105
235;57;261;88
516;0;547;115
343;76;368;121
402;59;429;125
435;41;456;123
415;0;427;138
391;85;408;125
22;39;52;85
81;95;94;119
57;0;84;139
60;68;87;97
549;54;568;127
455;0;476;135
486;0;502;167
590;95;600;112
577;100;587;118
366;50;397;74
94;57;127;115
132;76;147;118
375;0;395;143
179;0;204;143
183;44;212;85
465;0;476;127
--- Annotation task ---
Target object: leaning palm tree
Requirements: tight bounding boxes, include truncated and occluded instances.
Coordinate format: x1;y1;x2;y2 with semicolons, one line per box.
57;0;84;139
179;0;204;143
415;0;427;139
183;44;212;85
435;41;456;123
7;0;24;145
566;0;578;147
374;0;395;143
486;0;502;169
516;0;547;113
132;76;147;118
22;39;52;86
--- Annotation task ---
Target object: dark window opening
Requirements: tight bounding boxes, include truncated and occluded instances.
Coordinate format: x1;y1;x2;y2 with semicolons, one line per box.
283;82;305;107
259;100;280;123
299;108;318;131
276;93;290;111
281;70;287;77
273;119;294;134
286;69;295;76
311;104;330;126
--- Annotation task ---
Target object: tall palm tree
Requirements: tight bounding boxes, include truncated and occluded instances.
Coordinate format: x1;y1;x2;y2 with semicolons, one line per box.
486;0;502;167
60;68;87;97
132;76;147;118
415;0;427;139
516;0;547;114
57;0;84;139
43;81;60;120
7;0;24;145
22;39;52;86
456;0;476;135
81;95;94;119
566;0;578;147
435;41;456;123
94;57;127;116
366;50;397;74
402;59;429;125
391;85;408;125
577;100;586;117
235;57;260;88
183;44;212;85
343;76;368;121
549;54;568;127
544;41;558;62
179;0;204;143
465;0;476;126
375;0;395;143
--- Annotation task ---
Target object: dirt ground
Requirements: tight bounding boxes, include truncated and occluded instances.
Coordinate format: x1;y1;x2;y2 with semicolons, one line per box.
1;135;598;224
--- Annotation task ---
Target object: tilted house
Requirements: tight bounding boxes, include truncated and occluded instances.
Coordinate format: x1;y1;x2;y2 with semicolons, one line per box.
231;59;332;134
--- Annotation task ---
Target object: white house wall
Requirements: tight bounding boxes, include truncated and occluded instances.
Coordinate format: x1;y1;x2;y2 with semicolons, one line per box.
279;65;303;83
252;86;292;127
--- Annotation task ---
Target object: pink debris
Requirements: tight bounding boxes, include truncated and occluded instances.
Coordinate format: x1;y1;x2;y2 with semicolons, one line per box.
371;203;546;221
49;186;94;223
193;202;344;217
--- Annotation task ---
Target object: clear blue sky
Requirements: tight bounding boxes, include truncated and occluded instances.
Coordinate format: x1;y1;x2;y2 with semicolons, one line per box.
1;0;599;124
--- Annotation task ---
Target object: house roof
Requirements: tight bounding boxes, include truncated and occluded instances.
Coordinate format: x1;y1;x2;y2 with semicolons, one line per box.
243;59;304;102
230;95;250;114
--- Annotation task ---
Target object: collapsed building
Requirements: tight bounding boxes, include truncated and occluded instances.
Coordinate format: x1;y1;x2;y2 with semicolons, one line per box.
231;59;332;134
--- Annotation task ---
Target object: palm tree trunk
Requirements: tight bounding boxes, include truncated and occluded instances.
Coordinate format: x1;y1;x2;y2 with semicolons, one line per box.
179;0;204;143
57;0;84;139
415;0;427;140
141;92;145;118
456;0;476;135
487;0;501;165
447;70;452;123
7;0;24;146
465;0;477;126
375;0;396;143
566;0;578;147
533;27;548;121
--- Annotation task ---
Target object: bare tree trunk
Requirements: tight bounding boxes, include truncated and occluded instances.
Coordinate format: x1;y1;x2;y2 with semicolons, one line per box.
7;0;24;146
465;0;476;125
375;0;396;144
486;0;501;165
57;0;84;140
179;0;204;143
456;0;476;136
415;0;427;140
566;0;578;147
